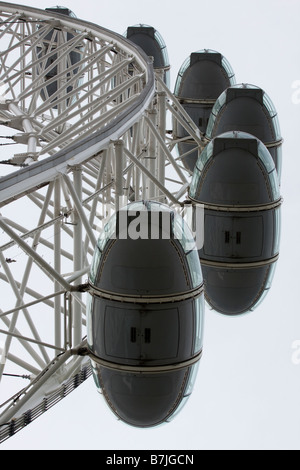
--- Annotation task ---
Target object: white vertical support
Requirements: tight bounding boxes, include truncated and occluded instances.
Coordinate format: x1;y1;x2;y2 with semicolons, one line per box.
145;114;189;185
62;174;97;248
132;121;142;201
157;89;167;201
147;109;158;200
141;114;150;201
8;102;37;162
83;151;107;256
54;177;62;354
114;140;124;212
72;167;83;347
104;146;113;222
20;20;25;111
123;148;180;205
57;28;67;133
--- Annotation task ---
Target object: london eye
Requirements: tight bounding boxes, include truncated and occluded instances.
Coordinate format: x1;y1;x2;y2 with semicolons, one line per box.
0;1;289;450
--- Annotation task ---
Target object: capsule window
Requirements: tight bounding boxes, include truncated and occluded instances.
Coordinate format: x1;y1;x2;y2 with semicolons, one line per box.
90;246;101;283
236;232;241;245
225;231;230;244
130;327;137;343
144;328;151;344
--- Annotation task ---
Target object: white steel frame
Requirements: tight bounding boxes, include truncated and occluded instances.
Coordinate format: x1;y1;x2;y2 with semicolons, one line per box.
0;2;203;443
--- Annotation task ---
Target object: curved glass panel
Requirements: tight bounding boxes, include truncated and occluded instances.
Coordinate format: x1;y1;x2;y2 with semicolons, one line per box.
185;362;200;395
167;363;200;422
174;49;235;97
174;56;191;96
172;208;203;288
264;261;277;290
273;206;282;254
194;296;205;353
262;92;281;139
262;91;278;118
205;90;227;137
250;262;278;311
172;209;195;252
257;140;281;200
206;84;282;141
90;213;118;282
186;250;203;288
221;55;236;82
90;247;101;284
276;145;283;182
86;293;94;347
153;28;170;68
189;141;214;198
206;90;226;138
190;132;281;202
167;395;190;422
97;213;117;251
189;166;201;199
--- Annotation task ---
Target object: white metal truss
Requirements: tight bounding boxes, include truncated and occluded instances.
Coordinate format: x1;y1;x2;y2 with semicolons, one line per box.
0;2;203;443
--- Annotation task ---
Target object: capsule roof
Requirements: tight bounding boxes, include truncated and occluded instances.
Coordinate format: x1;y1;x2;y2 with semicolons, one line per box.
90;201;203;296
125;25;170;86
45;6;77;17
174;49;236;99
205;84;282;181
189;131;281;206
206;84;282;142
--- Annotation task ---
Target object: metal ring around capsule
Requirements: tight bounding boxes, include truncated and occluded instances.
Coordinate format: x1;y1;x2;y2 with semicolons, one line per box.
88;350;203;374
203;136;284;148
88;283;204;304
200;253;280;269
264;138;284;149
188;195;283;212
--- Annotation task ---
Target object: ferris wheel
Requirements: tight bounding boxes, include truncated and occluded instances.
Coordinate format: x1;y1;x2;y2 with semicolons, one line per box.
0;1;283;442
0;2;204;442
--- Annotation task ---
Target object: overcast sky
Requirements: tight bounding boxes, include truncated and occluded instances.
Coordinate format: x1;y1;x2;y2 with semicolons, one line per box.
1;0;300;450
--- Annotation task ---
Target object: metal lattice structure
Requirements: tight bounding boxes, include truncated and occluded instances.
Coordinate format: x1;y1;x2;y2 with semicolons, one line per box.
0;2;202;443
